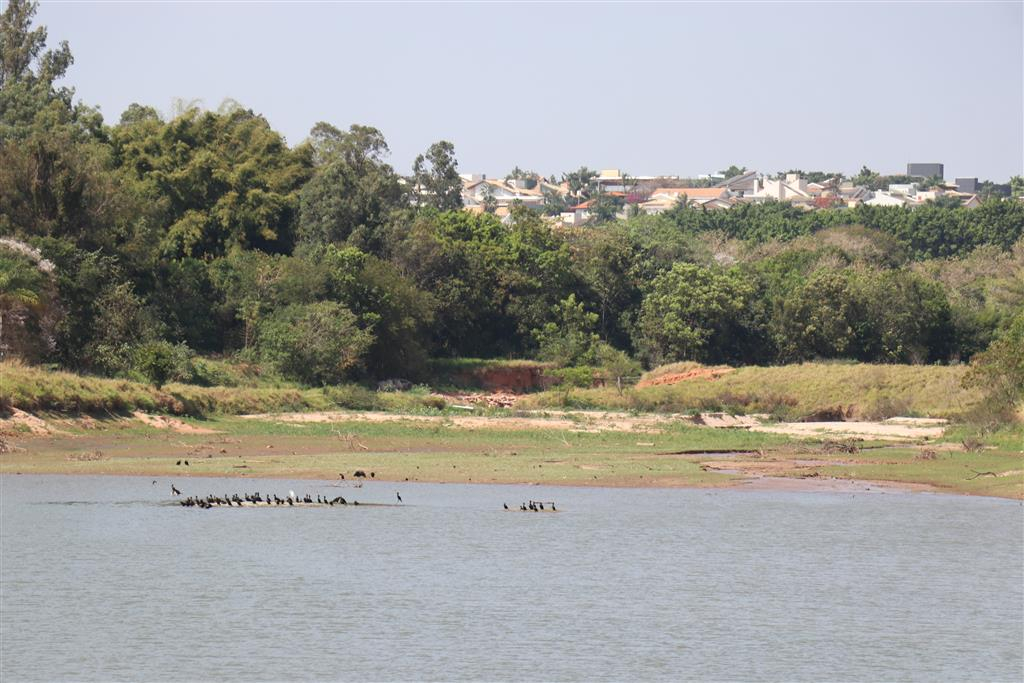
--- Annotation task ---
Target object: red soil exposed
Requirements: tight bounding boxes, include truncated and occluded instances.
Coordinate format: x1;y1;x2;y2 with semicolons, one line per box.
452;365;556;393
636;366;734;388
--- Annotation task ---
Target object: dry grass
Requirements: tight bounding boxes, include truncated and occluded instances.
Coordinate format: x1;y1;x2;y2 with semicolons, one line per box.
520;362;984;421
0;362;445;417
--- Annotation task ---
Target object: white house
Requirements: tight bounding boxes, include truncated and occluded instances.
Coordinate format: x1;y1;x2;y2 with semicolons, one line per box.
865;191;909;207
752;173;811;202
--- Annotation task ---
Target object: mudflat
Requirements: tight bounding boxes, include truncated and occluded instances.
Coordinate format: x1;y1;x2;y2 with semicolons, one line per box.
1;409;1021;499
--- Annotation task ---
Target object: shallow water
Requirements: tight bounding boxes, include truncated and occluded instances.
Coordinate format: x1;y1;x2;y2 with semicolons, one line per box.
1;475;1021;682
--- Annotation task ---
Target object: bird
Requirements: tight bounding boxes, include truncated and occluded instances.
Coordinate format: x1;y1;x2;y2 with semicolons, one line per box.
171;484;181;496
176;460;181;466
339;473;345;480
151;480;157;485
396;491;402;503
184;460;189;466
370;472;375;478
503;503;509;510
551;504;557;512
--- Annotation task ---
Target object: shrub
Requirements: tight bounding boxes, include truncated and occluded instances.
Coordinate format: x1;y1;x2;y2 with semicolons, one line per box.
257;302;373;385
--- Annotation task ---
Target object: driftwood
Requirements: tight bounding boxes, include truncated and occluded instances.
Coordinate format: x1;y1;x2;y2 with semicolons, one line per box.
966;469;997;480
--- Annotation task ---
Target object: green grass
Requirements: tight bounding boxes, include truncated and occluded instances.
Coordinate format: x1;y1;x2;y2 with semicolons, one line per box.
519;362;984;421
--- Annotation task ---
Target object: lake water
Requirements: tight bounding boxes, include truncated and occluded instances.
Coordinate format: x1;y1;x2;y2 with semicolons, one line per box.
1;475;1021;682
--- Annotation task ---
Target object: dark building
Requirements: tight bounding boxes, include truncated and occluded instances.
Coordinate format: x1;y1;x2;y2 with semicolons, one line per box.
907;162;944;179
955;177;978;193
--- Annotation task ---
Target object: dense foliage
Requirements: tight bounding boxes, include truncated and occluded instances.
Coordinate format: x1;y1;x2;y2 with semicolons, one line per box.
1;1;1022;388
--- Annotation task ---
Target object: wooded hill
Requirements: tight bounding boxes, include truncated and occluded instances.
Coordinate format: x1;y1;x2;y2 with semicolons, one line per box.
1;1;1022;412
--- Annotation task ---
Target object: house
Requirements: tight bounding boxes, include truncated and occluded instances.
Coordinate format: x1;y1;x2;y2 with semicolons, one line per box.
960;194;982;208
561;199;595;226
752;173;811;202
865;191;909;207
716;170;760;196
462;178;545;211
640;187;734;213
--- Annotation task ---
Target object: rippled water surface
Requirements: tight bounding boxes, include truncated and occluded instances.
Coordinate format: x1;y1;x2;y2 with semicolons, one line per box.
1;475;1021;681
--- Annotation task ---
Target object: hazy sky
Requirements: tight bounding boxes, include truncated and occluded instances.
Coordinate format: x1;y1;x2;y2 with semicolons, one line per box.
33;1;1024;180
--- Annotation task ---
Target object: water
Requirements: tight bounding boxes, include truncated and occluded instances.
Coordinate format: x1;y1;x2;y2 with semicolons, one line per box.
1;475;1021;682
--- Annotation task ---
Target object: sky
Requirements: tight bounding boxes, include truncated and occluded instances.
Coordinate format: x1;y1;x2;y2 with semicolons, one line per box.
29;0;1024;180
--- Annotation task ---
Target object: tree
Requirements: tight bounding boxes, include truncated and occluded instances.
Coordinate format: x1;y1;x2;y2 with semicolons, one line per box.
771;269;861;362
0;248;52;360
562;167;597;200
718;165;747;179
964;312;1024;422
257;301;373;385
480;184;498;214
1009;176;1024;199
112;106;314;258
852;165;882;190
634;263;752;365
297;123;405;249
531;294;601;367
412;140;462;211
0;0;72;88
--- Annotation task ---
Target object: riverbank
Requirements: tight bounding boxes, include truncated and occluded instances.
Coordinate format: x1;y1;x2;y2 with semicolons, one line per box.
2;410;1020;499
0;360;987;421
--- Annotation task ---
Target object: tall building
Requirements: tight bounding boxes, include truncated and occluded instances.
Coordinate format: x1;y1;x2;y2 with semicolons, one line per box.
907;162;944;179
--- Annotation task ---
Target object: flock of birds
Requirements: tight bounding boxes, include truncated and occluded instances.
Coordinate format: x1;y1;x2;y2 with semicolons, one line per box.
178;491;365;508
168;483;558;512
506;500;557;512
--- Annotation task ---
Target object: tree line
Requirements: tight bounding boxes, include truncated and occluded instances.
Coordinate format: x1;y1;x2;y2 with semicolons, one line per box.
1;0;1022;389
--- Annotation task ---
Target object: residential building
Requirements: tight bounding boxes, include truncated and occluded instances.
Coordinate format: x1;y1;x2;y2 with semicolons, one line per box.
716;170;760;196
752;173;811;202
865;191;909;207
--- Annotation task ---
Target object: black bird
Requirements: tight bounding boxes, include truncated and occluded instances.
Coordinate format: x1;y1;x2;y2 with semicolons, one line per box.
370;472;375;478
396;491;402;503
539;503;545;510
551;504;557;511
176;460;181;466
171;484;181;496
339;473;345;480
152;480;157;485
503;503;509;510
184;460;189;466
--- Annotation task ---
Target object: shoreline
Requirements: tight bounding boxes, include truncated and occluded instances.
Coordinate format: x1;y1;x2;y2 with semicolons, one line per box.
0;467;954;498
2;410;1021;500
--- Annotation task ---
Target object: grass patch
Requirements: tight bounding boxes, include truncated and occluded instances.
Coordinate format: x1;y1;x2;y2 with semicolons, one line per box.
520;362;983;421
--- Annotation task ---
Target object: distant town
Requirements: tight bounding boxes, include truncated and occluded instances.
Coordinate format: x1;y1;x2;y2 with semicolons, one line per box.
455;163;1020;226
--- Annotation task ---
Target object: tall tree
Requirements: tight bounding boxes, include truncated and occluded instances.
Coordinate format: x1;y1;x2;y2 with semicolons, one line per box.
412;140;462;211
298;122;405;249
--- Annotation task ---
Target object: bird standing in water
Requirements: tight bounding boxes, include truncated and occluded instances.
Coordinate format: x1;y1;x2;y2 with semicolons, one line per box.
171;484;181;496
396;491;402;503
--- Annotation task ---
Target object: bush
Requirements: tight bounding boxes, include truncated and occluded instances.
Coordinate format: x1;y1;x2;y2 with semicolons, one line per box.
257;302;373;385
964;312;1024;423
133;341;193;389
